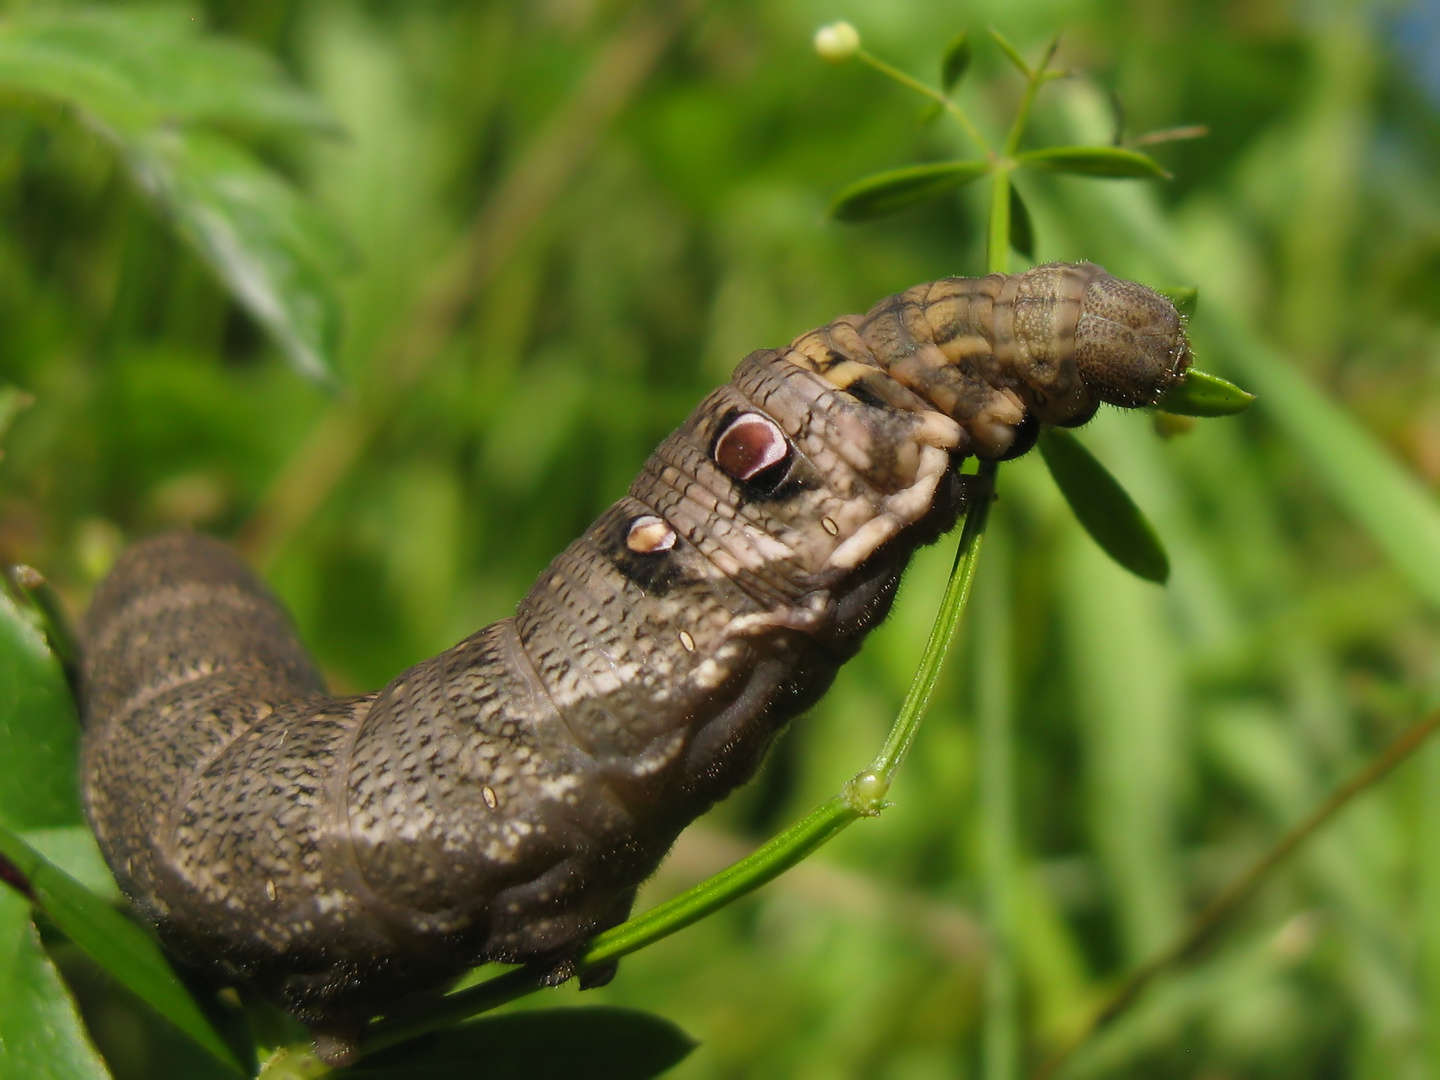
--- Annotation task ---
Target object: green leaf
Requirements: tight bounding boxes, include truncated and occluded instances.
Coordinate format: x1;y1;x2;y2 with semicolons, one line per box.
1157;285;1198;318
0;9;338;139
1038;429;1170;584
0;887;111;1080
1016;145;1170;179
0;826;245;1075
344;1008;696;1079
126;129;348;386
0;9;349;385
1152;368;1254;417
987;28;1031;77
9;566;81;691
830;161;988;222
941;32;972;92
0;588;81;833
1008;183;1035;260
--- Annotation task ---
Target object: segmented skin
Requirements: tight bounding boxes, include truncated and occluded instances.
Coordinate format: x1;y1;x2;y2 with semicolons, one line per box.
81;261;1189;1059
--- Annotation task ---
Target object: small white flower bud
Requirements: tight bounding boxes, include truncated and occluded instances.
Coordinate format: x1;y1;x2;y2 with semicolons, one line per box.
813;21;860;63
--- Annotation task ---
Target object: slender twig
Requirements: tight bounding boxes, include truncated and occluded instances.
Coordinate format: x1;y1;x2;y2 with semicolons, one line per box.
1002;37;1060;158
854;49;993;157
1033;706;1440;1080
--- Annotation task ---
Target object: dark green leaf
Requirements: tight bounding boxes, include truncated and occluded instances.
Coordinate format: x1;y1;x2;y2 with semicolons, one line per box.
0;9;338;139
343;1007;696;1079
1158;286;1198;319
987;28;1031;77
1016;145;1170;179
126;129;348;386
1039;429;1170;583
9;567;81;692
941;32;972;92
1008;183;1034;260
0;887;111;1080
0;588;81;832
1152;368;1255;417
830;161;988;222
0;826;245;1074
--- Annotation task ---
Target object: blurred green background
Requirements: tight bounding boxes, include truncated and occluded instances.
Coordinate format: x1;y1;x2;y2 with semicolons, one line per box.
3;0;1440;1076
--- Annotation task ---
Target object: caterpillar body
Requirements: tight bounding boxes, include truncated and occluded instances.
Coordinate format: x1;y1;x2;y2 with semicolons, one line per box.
81;262;1190;1063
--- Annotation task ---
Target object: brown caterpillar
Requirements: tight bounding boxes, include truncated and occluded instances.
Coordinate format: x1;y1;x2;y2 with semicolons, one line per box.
80;261;1189;1064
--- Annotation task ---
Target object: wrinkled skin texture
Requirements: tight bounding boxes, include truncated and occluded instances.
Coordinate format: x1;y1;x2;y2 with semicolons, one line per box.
81;262;1189;1062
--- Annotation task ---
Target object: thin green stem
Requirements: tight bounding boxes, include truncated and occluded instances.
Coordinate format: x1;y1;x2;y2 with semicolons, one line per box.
361;474;999;1059
855;49;993;156
1002;37;1059;157
988;167;1012;275
867;462;997;782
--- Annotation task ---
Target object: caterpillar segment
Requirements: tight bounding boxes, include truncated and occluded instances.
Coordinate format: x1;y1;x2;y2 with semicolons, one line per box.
80;262;1189;1064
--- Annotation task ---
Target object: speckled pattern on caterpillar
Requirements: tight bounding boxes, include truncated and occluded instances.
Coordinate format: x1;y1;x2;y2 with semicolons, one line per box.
80;261;1190;1064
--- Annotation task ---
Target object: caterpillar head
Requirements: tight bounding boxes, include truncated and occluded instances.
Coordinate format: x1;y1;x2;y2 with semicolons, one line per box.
1075;275;1192;408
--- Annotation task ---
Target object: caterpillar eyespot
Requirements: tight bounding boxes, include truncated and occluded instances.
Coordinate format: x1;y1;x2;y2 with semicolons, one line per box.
80;261;1189;1064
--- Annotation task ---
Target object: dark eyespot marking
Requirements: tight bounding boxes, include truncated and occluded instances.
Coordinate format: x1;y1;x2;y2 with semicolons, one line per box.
603;510;687;595
713;412;790;487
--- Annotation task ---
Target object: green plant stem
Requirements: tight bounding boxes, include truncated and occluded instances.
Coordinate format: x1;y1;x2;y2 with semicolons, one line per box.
867;462;996;782
988;167;1012;274
977;539;1018;1080
1002;37;1059;157
361;466;999;1059
1033;704;1440;1080
855;49;992;156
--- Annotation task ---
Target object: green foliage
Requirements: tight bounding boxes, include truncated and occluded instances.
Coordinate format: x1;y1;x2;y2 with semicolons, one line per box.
2;1;1440;1078
1038;430;1169;584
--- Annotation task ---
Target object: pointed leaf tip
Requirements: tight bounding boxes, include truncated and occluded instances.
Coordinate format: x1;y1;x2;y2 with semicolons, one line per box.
1153;368;1255;417
1017;145;1170;179
941;32;972;92
1039;429;1170;584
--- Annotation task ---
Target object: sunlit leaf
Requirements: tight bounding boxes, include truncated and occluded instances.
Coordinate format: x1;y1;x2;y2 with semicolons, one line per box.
987;28;1031;77
126;129;348;386
1017;145;1170;179
1009;183;1035;260
0;9;338;139
343;1008;695;1079
1152;368;1255;417
0;589;81;833
0;888;110;1080
1039;429;1169;583
9;567;80;692
941;32;972;93
0;9;349;384
830;161;988;222
0;826;245;1075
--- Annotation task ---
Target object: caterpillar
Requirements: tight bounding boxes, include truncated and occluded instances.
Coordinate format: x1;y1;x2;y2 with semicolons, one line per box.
80;261;1190;1064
